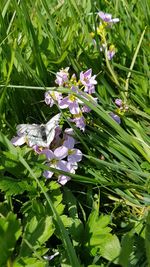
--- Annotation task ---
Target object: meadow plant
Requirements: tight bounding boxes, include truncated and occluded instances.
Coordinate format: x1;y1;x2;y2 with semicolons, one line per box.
98;11;119;24
12;61;125;185
11;67;99;184
45;67;98;131
1;2;149;266
91;11;119;60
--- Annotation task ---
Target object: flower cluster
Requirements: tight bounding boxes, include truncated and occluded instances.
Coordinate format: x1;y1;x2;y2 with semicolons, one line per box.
41;128;82;185
110;98;129;124
91;11;119;60
11;67;98;185
11;116;83;185
45;67;97;131
115;98;128;114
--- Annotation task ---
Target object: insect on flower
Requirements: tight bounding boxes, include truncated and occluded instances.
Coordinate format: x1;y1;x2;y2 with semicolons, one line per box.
11;113;61;148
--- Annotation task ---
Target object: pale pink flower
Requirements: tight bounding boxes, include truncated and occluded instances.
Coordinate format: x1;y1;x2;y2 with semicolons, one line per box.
42;148;69;178
59;95;80;114
109;112;121;124
63;137;82;163
115;99;123;107
71;115;86;131
80;69;97;94
45;91;62;107
98;11;119;24
41;147;78;185
58;162;78;185
107;49;115;60
55;67;69;86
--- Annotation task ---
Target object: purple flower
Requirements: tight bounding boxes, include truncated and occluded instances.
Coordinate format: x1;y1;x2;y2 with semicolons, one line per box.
55;67;69;86
81;105;91;113
32;145;44;154
45;91;62;107
42;148;72;183
115;99;123;107
64;128;74;138
98;11;119;24
81;95;98;113
100;44;116;60
58;162;77;185
71;114;86;131
84;85;95;94
42;145;80;185
63;128;76;146
109;112;121;124
63;137;82;163
80;69;97;94
59;95;80;114
71;85;79;93
107;48;115;60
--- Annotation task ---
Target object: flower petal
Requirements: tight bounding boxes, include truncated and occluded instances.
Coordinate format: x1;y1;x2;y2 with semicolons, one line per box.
109;112;121;124
57;160;69;172
41;149;55;160
11;135;26;146
72;116;86;131
54;146;68;159
115;99;122;107
68;149;82;163
63;136;75;149
58;175;71;185
98;11;112;21
43;170;54;179
59;96;69;109
69;101;80;115
55;67;69;86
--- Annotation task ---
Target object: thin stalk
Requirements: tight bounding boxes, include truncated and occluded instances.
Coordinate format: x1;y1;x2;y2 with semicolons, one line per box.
125;27;147;98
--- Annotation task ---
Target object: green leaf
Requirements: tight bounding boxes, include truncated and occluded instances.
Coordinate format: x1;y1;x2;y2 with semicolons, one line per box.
63;187;78;219
100;235;121;264
13;257;47;267
61;215;84;243
46;181;65;216
69;218;84;243
19;215;54;257
0;176;31;196
84;210;121;263
119;232;134;267
84;211;111;250
0;212;21;266
86;210;111;235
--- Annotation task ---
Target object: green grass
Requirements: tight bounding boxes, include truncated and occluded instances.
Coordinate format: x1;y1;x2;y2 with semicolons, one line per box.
0;0;150;266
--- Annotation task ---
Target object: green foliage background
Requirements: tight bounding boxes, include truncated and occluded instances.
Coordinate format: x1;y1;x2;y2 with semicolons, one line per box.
0;0;150;266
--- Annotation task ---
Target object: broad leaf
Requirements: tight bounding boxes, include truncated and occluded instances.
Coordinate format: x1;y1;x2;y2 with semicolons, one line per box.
119;232;134;267
19;215;54;257
13;257;47;267
100;234;121;264
0;212;21;266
